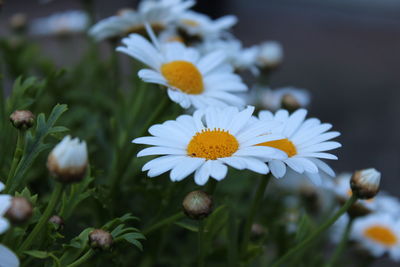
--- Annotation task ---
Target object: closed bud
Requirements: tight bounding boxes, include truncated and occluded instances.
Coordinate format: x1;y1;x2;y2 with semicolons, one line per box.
182;190;213;220
256;41;283;70
89;229;113;250
10;110;35;130
49;215;64;231
350;168;381;199
47;136;88;183
5;197;33;224
281;94;301;112
9;13;27;32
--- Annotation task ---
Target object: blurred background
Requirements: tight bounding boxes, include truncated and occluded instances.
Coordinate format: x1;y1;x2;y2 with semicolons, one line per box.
1;0;400;265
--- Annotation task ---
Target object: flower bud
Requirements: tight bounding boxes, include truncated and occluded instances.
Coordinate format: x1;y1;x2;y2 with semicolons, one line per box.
281;94;301;112
10;110;35;130
5;197;33;224
89;229;113;250
182;190;213;220
350;168;381;199
47;136;88;183
49;215;64;231
9;13;27;32
256;41;283;70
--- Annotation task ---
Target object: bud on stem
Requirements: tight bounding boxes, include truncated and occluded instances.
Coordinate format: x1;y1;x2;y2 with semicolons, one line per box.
182;190;213;220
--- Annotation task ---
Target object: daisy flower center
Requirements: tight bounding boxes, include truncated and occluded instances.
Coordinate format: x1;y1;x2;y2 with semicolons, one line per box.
363;225;397;246
181;19;199;27
187;128;239;160
161;60;204;94
258;138;297;157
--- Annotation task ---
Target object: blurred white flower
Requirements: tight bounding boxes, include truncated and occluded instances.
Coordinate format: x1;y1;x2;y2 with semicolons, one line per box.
133;106;287;185
259;87;311;111
47;136;88;183
256;41;283;68
257;109;341;184
199;39;260;75
89;0;194;41
351;213;400;261
0;182;11;235
177;11;237;40
0;244;19;267
117;31;248;109
30;10;89;36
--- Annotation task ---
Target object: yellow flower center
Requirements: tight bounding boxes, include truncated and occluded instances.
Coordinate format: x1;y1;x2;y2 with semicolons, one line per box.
161;60;204;94
363;225;397;246
187;128;239;160
167;36;185;43
257;138;297;157
182;19;199;27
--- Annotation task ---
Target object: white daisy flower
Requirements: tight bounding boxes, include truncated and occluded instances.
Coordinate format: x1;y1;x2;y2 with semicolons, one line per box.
256;109;341;184
117;30;248;109
89;0;194;41
258;87;311;111
177;11;237;40
256;41;284;68
199;39;260;75
352;213;400;261
0;182;12;235
30;10;89;36
330;173;400;215
133;106;287;185
0;244;19;267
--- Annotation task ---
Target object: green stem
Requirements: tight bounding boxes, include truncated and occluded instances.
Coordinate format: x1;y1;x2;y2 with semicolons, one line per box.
143;212;184;235
66;249;95;267
326;217;354;267
205;179;218;195
241;174;272;254
137;96;169;138
271;195;358;267
19;183;64;253
198;221;205;267
6;131;25;189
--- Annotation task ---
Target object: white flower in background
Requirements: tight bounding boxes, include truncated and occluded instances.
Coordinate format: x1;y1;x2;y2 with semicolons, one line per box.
0;182;12;235
330;173;400;215
30;10;89;36
352;213;400;261
158;28;185;43
256;41;283;68
0;182;18;267
0;244;19;267
47;136;88;183
330;212;350;244
89;0;194;41
258;87;311;111
257;109;341;184
177;11;237;40
133;106;287;185
117;30;248;109
199;39;260;74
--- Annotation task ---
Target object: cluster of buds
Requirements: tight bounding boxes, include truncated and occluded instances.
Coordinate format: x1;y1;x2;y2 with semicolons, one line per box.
182;190;213;220
47;136;88;183
10;110;35;130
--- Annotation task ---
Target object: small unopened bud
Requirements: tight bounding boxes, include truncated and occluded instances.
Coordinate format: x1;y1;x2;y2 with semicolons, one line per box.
89;229;113;250
256;41;283;70
9;13;27;31
49;215;64;230
10;110;35;130
251;223;266;236
5;197;33;224
281;94;301;112
350;168;381;199
47;136;88;183
182;190;213;220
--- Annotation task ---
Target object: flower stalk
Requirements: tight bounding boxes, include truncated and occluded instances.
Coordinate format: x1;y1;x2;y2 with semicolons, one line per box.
271;194;358;267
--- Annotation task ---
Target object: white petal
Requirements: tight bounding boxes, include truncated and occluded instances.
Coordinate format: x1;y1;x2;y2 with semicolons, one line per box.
209;161;228;181
0;244;19;267
269;160;287;178
137;147;186;157
170;157;205;181
194;161;212;185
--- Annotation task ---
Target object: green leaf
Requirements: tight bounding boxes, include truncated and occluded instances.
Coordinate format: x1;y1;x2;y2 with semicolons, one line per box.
295;213;314;242
60;228;94;266
120;233;145;251
24;250;49;259
174;221;199;232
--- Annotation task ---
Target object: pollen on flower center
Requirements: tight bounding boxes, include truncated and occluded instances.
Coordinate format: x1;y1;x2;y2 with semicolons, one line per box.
187;128;239;160
161;60;204;94
182;19;199;27
363;225;397;246
257;138;297;157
